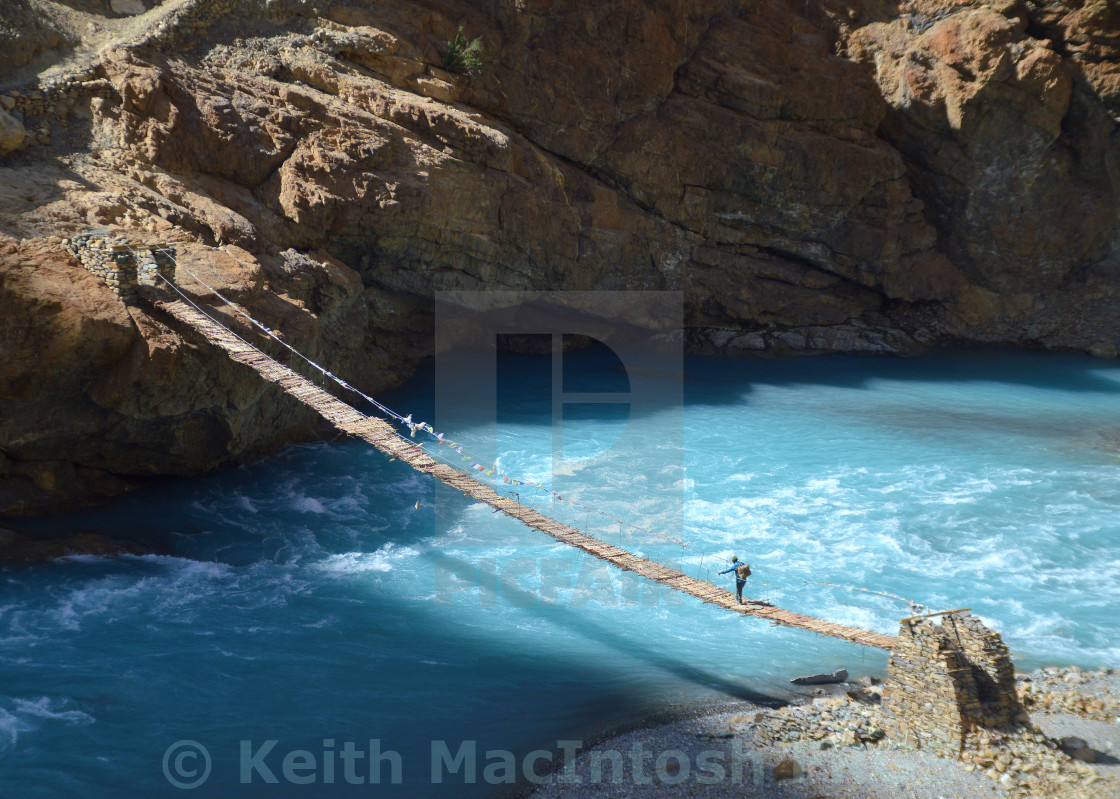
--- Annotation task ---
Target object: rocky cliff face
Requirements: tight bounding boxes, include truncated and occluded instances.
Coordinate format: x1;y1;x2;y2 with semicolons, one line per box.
1;0;1117;514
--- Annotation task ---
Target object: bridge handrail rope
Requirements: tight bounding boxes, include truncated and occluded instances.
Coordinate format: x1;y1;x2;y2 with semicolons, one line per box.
156;271;269;364
405;433;923;612
162;261;706;546
156;263;929;618
154;270;444;469
152;252;406;424
155;271;354;401
401;434;927;612
146;277;902;649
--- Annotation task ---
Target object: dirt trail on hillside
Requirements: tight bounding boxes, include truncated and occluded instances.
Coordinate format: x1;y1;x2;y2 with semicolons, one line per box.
2;0;194;89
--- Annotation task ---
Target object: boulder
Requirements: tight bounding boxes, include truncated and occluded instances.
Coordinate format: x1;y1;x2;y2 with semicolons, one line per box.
792;669;849;685
0;527;150;562
1090;341;1118;359
110;0;146;15
773;758;804;781
1059;735;1097;762
1069;748;1097;763
0;110;25;155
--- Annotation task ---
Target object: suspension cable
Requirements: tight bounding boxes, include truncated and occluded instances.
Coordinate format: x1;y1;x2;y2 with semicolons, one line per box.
153;260;933;615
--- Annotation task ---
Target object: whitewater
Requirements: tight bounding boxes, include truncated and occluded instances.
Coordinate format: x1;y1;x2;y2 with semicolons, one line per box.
1;347;1118;797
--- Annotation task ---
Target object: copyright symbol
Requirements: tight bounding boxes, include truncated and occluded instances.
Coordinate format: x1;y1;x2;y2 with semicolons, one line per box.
162;740;211;789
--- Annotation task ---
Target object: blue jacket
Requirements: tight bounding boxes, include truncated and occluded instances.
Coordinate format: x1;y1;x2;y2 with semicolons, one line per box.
720;563;748;582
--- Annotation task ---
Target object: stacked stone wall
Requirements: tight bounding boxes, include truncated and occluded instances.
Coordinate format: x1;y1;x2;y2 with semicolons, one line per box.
63;232;176;303
943;612;1020;726
882;612;1022;754
1;0;243;157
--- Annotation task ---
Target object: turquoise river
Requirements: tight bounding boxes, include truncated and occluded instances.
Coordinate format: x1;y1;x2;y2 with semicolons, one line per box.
2;348;1118;797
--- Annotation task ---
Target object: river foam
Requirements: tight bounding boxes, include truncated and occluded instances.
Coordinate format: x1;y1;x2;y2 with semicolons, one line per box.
0;348;1116;797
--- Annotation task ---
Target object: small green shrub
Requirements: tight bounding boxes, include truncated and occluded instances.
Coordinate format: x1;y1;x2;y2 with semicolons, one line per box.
441;26;486;76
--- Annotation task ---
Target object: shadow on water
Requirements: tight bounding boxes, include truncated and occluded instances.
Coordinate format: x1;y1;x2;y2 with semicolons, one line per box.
687;347;1120;399
430;552;787;708
2;436;788;701
2;441;442;557
14;346;1118;556
394;347;1120;433
9;347;1117;543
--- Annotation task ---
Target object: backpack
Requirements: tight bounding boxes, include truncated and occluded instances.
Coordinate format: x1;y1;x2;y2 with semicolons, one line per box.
736;563;751;579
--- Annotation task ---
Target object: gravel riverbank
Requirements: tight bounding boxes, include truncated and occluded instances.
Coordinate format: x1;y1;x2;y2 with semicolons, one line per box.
523;667;1120;798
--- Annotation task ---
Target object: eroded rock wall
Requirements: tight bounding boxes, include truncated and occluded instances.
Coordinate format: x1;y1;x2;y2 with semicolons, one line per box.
0;234;382;514
1;0;1118;514
835;0;1120;350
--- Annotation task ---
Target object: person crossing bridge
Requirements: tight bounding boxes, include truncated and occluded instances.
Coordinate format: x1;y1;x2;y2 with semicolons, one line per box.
719;556;751;604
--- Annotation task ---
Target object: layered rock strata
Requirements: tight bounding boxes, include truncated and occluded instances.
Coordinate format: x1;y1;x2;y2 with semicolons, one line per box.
2;0;1119;513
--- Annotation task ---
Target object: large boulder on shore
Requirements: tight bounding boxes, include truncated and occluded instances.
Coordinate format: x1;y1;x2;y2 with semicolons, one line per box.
0;111;26;155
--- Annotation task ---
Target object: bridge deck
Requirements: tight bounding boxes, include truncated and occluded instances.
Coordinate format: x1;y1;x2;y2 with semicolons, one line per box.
158;298;897;651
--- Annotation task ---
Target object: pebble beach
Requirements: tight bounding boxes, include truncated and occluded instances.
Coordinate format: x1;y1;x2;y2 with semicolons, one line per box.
525;666;1120;799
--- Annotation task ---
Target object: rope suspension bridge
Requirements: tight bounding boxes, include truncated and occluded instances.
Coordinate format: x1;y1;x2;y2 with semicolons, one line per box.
119;243;905;651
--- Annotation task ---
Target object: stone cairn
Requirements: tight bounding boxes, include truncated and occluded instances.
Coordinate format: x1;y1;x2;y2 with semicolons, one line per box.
62;232;176;303
750;612;1113;797
882;610;1020;749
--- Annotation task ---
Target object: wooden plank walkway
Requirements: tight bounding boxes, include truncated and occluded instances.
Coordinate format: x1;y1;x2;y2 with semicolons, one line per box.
158;298;897;651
